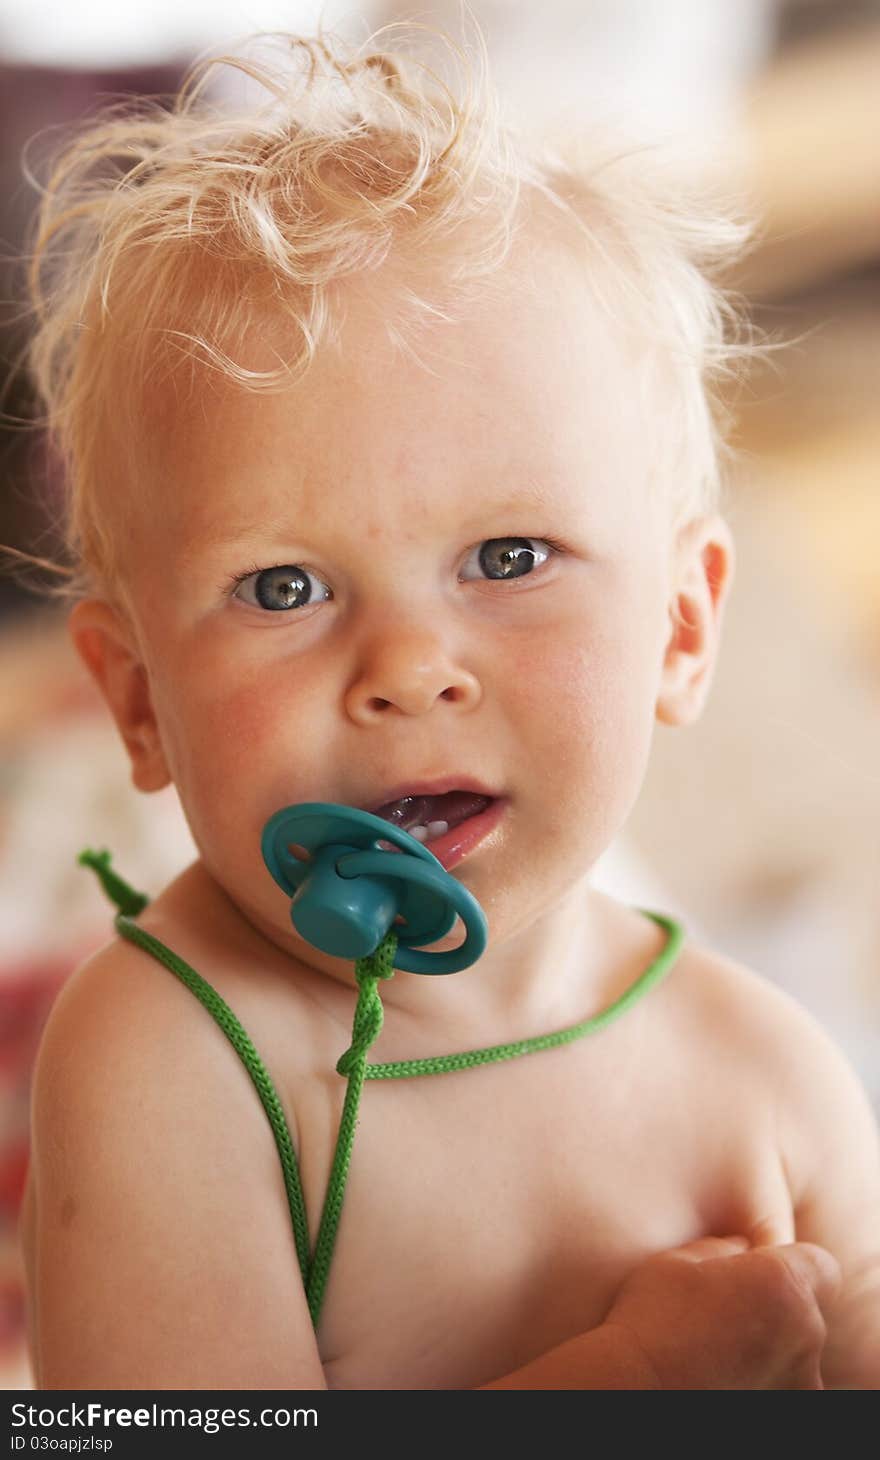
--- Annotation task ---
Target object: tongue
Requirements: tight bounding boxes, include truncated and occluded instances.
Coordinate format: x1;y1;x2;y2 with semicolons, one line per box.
377;790;491;830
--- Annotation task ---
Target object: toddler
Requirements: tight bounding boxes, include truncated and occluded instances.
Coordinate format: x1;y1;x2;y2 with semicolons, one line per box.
17;23;879;1389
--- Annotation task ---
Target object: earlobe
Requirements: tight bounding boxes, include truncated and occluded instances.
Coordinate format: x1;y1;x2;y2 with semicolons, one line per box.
68;599;172;792
655;516;735;728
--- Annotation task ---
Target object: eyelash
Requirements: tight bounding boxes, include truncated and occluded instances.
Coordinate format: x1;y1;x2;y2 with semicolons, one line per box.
224;536;569;609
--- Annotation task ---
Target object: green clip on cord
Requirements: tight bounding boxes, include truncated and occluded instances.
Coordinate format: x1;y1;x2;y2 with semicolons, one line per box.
80;802;684;1331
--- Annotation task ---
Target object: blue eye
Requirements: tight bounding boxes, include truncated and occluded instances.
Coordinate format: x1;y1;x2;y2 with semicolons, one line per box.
232;564;329;612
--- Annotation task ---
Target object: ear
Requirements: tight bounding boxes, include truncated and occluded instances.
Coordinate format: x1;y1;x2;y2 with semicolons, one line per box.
68;598;172;792
655;515;735;728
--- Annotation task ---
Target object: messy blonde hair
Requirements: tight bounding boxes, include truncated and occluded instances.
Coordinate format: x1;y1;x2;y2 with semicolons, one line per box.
21;18;754;603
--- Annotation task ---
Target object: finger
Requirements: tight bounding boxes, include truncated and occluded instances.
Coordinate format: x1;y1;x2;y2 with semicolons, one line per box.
771;1243;843;1314
747;1213;795;1247
665;1235;752;1263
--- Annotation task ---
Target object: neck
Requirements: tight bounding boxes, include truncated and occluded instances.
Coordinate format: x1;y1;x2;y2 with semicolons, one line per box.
158;858;660;1053
376;877;603;1038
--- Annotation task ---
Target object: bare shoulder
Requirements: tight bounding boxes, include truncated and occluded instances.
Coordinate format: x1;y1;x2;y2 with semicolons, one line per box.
31;929;302;1172
602;895;823;1059
654;918;831;1056
27;933;325;1389
665;929;880;1204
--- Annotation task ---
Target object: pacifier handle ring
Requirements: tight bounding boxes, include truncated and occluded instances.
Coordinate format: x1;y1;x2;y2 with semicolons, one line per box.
261;802;488;974
335;848;484;975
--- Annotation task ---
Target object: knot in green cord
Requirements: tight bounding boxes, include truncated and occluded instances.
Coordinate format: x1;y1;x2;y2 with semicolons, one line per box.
335;928;397;1077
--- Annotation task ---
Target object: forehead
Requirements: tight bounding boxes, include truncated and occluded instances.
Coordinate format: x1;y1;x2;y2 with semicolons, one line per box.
125;233;658;551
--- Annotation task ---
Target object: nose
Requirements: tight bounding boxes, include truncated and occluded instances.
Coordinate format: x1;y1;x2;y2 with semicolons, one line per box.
344;626;482;721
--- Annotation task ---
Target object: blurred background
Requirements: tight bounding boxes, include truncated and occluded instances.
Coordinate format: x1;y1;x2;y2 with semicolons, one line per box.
1;0;879;1388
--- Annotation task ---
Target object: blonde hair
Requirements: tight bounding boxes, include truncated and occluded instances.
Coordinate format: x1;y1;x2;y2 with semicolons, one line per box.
20;19;755;602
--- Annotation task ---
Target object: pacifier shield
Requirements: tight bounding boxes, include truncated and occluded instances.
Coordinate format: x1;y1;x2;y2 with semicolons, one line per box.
261;802;488;973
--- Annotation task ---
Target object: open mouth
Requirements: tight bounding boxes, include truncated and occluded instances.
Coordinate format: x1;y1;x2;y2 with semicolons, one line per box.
372;790;494;846
368;790;506;872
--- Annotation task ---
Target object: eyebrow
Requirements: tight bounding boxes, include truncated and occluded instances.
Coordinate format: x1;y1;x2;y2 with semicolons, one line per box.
191;476;563;556
468;474;561;517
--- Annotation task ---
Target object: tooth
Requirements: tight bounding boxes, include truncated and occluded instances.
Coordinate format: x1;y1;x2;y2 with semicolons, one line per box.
405;820;450;844
379;819;450;849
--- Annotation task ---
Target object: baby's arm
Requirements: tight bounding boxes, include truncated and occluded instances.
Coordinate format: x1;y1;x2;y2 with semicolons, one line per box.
25;941;326;1390
774;995;880;1388
479;1236;839;1390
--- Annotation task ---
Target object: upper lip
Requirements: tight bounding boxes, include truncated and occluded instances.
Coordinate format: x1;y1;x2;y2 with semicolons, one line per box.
359;776;502;816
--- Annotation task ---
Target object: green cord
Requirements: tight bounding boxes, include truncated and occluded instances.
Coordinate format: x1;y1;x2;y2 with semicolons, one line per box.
79;848;685;1333
361;909;683;1081
79;849;149;917
110;910;313;1289
307;931;397;1325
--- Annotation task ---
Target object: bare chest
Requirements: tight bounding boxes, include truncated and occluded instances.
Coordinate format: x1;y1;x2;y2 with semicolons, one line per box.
290;1035;792;1389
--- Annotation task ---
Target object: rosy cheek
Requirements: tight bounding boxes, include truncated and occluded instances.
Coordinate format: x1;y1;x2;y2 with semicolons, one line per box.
152;652;275;791
510;627;612;720
201;678;284;769
512;622;655;800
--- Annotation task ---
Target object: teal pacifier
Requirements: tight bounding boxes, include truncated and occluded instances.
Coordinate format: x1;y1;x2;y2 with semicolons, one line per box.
261;802;488;973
